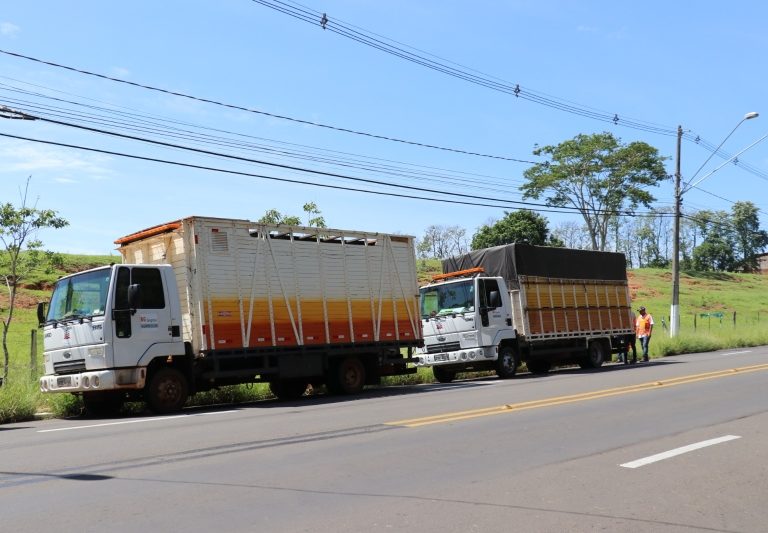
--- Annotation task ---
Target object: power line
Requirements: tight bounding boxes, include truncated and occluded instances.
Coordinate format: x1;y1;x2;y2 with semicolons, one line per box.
5;109;592;213
252;0;680;136
252;0;768;183
0;48;536;164
0;131;578;213
10;85;761;218
1;125;677;220
0;84;530;196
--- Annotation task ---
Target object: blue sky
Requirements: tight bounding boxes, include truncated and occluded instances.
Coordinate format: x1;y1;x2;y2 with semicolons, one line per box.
1;1;766;255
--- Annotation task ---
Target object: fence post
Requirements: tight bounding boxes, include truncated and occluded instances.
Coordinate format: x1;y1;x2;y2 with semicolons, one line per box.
30;329;38;380
693;314;697;331
733;311;736;327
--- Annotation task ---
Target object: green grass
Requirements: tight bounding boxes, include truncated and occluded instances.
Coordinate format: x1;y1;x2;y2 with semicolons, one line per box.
3;257;768;424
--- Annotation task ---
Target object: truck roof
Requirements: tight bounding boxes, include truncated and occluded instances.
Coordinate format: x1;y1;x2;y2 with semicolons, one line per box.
114;216;415;247
442;243;627;282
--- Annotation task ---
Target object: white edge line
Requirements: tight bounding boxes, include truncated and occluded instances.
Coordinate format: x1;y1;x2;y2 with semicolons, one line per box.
721;350;752;356
620;435;741;469
38;410;238;433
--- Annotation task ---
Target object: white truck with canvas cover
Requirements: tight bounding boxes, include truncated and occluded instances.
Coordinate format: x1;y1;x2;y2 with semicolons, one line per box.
415;243;633;382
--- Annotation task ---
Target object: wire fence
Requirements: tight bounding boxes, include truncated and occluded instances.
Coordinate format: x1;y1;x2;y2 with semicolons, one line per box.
656;311;766;333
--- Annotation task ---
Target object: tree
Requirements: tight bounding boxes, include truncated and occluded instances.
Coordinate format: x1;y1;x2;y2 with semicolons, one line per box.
521;132;669;251
691;210;736;271
471;210;562;250
730;201;768;272
257;209;301;225
0;178;68;384
689;202;768;272
552;220;590;249
628;210;671;268
417;225;468;259
257;203;326;228
302;202;326;228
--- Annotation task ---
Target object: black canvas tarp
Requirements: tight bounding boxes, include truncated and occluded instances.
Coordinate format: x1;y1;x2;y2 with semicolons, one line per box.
442;243;627;282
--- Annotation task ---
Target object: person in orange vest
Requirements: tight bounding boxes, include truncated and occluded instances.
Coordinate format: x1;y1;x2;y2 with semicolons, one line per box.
635;306;654;362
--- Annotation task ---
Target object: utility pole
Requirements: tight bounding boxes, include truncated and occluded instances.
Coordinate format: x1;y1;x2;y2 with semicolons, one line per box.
669;112;759;338
670;125;682;337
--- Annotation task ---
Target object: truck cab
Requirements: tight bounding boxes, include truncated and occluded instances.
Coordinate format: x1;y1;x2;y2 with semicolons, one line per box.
38;264;187;412
415;269;519;382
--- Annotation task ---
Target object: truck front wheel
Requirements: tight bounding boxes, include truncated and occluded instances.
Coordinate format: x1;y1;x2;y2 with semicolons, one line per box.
495;345;518;379
146;367;189;414
82;391;124;417
432;366;456;383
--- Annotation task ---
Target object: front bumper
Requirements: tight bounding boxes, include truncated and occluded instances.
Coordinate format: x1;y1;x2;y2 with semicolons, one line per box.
414;346;493;366
40;368;146;394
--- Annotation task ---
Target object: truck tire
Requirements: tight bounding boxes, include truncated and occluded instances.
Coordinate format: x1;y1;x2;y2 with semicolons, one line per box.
327;357;366;395
581;341;606;369
526;359;551;375
269;380;308;401
432;366;456;383
495;345;518;379
146;367;189;414
82;391;124;417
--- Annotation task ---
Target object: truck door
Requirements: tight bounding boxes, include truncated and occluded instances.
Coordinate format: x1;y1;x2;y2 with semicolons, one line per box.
478;278;510;345
111;266;173;367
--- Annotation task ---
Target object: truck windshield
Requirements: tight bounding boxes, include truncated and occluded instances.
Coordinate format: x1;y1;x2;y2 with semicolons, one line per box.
47;268;112;321
420;279;475;318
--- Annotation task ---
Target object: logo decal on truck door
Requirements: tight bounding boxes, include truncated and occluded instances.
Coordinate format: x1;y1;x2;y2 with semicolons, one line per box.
139;313;159;329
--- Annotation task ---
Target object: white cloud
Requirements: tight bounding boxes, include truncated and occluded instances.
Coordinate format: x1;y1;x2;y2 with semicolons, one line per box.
0;22;20;37
577;25;597;33
111;66;131;78
0;141;113;176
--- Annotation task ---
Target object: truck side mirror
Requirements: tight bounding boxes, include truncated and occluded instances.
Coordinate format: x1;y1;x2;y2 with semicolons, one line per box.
489;290;501;309
128;283;141;314
37;302;47;326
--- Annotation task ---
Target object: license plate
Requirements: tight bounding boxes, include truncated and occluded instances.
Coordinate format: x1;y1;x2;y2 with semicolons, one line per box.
434;354;449;362
56;376;72;387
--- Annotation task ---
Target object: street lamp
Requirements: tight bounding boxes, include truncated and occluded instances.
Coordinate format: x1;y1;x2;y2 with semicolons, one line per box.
670;111;760;337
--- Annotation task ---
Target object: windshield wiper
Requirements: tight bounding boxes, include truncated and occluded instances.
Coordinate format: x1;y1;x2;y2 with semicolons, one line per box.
62;312;94;323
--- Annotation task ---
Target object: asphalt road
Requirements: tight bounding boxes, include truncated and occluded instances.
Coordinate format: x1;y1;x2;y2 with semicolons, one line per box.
2;348;767;532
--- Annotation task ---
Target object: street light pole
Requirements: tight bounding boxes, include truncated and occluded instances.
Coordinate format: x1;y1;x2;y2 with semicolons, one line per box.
669;112;759;338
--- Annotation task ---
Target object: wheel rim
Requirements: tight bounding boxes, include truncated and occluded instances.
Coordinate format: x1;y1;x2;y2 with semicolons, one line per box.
501;350;514;371
158;378;182;404
342;364;363;389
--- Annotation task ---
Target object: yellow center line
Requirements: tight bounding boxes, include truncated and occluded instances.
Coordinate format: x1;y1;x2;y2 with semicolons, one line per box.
386;363;768;428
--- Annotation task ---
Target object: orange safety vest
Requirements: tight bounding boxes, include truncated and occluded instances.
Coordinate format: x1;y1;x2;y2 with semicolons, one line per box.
635;313;653;337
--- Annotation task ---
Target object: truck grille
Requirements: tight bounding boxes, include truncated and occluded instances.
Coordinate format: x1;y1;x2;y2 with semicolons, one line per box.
54;359;87;374
426;342;461;354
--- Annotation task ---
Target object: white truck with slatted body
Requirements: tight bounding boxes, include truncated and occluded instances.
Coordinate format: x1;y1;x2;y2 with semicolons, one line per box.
415;243;633;382
38;216;421;413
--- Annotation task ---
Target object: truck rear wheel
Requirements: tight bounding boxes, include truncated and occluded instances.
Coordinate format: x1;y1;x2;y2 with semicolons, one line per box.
581;341;606;369
495;345;518;379
432;366;456;383
269;380;308;401
327;357;366;395
82;391;124;417
146;367;188;414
